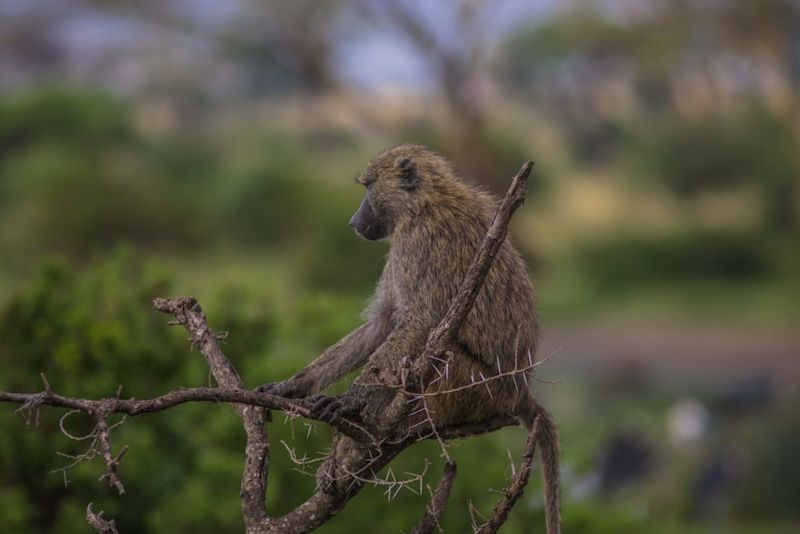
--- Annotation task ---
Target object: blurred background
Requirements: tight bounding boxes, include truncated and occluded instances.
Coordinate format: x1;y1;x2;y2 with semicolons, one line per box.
0;0;798;532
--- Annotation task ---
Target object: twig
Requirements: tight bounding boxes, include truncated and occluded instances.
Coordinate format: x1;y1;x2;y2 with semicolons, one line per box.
153;296;272;531
95;415;127;495
0;387;374;443
474;416;540;534
411;461;457;534
340;460;430;500
85;503;118;534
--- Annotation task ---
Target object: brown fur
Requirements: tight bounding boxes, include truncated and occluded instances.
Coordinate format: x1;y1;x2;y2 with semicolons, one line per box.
261;144;561;533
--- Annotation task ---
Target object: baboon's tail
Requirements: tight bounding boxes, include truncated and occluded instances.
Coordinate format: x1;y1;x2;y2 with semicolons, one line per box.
522;396;561;534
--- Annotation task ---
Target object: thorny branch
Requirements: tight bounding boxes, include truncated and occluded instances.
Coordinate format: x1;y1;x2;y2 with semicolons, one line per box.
2;384;375;443
379;161;533;433
85;503;119;534
0;161;544;533
411;461;458;534
473;417;541;534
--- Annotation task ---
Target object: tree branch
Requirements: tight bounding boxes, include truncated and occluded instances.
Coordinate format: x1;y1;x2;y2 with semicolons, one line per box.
153;296;272;532
474;416;541;534
0;387;374;443
411;461;458;534
430;160;532;343
95;413;127;495
85;503;119;534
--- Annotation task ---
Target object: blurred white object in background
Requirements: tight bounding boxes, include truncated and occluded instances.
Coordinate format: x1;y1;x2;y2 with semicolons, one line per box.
667;397;710;447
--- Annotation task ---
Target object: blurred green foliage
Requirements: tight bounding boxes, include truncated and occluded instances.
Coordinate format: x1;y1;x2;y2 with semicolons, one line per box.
627;109;799;231
575;230;771;288
0;249;303;533
0;88;386;294
0;89;211;257
732;407;800;520
0;247;797;533
1;2;799;529
0;248;549;533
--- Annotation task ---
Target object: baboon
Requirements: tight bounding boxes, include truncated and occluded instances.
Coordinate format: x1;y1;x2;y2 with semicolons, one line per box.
259;144;560;533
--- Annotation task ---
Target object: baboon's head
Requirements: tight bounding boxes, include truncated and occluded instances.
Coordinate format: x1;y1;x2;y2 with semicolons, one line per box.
350;144;456;241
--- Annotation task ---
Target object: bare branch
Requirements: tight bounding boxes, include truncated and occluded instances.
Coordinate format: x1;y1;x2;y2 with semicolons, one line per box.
95;415;126;495
474;416;541;534
0;387;373;443
153;296;272;531
85;503;118;534
411;461;457;534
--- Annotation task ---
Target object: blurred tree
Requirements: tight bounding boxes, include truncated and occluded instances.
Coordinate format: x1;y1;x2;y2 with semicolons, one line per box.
503;1;800;229
628;108;799;231
358;0;532;191
502;6;637;163
85;0;349;95
0;2;69;90
0;249;278;533
575;230;771;288
360;0;491;126
0;88;216;260
220;0;347;94
2;0;351;97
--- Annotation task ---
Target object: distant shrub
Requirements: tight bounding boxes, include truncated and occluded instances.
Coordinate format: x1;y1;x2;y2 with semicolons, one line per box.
732;408;800;520
0;88;130;152
627;109;798;231
299;196;387;292
222;138;315;247
575;231;772;287
0;249;277;533
0;89;213;259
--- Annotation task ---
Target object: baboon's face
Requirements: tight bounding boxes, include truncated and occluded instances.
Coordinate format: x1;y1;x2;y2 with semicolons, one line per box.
351;153;420;241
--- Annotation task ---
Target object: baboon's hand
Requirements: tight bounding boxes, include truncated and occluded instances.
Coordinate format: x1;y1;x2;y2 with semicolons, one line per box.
306;394;364;424
256;380;305;399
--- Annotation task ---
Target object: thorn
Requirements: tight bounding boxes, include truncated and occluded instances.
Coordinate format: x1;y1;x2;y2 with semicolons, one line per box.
429;354;448;364
478;372;494;399
408;405;427;417
409;419;429;430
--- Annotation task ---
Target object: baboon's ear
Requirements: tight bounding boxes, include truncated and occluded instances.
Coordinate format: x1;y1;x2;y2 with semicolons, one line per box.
397;157;419;191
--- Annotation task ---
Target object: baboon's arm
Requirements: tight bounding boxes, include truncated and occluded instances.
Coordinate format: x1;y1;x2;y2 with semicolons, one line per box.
259;316;394;398
351;316;432;393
